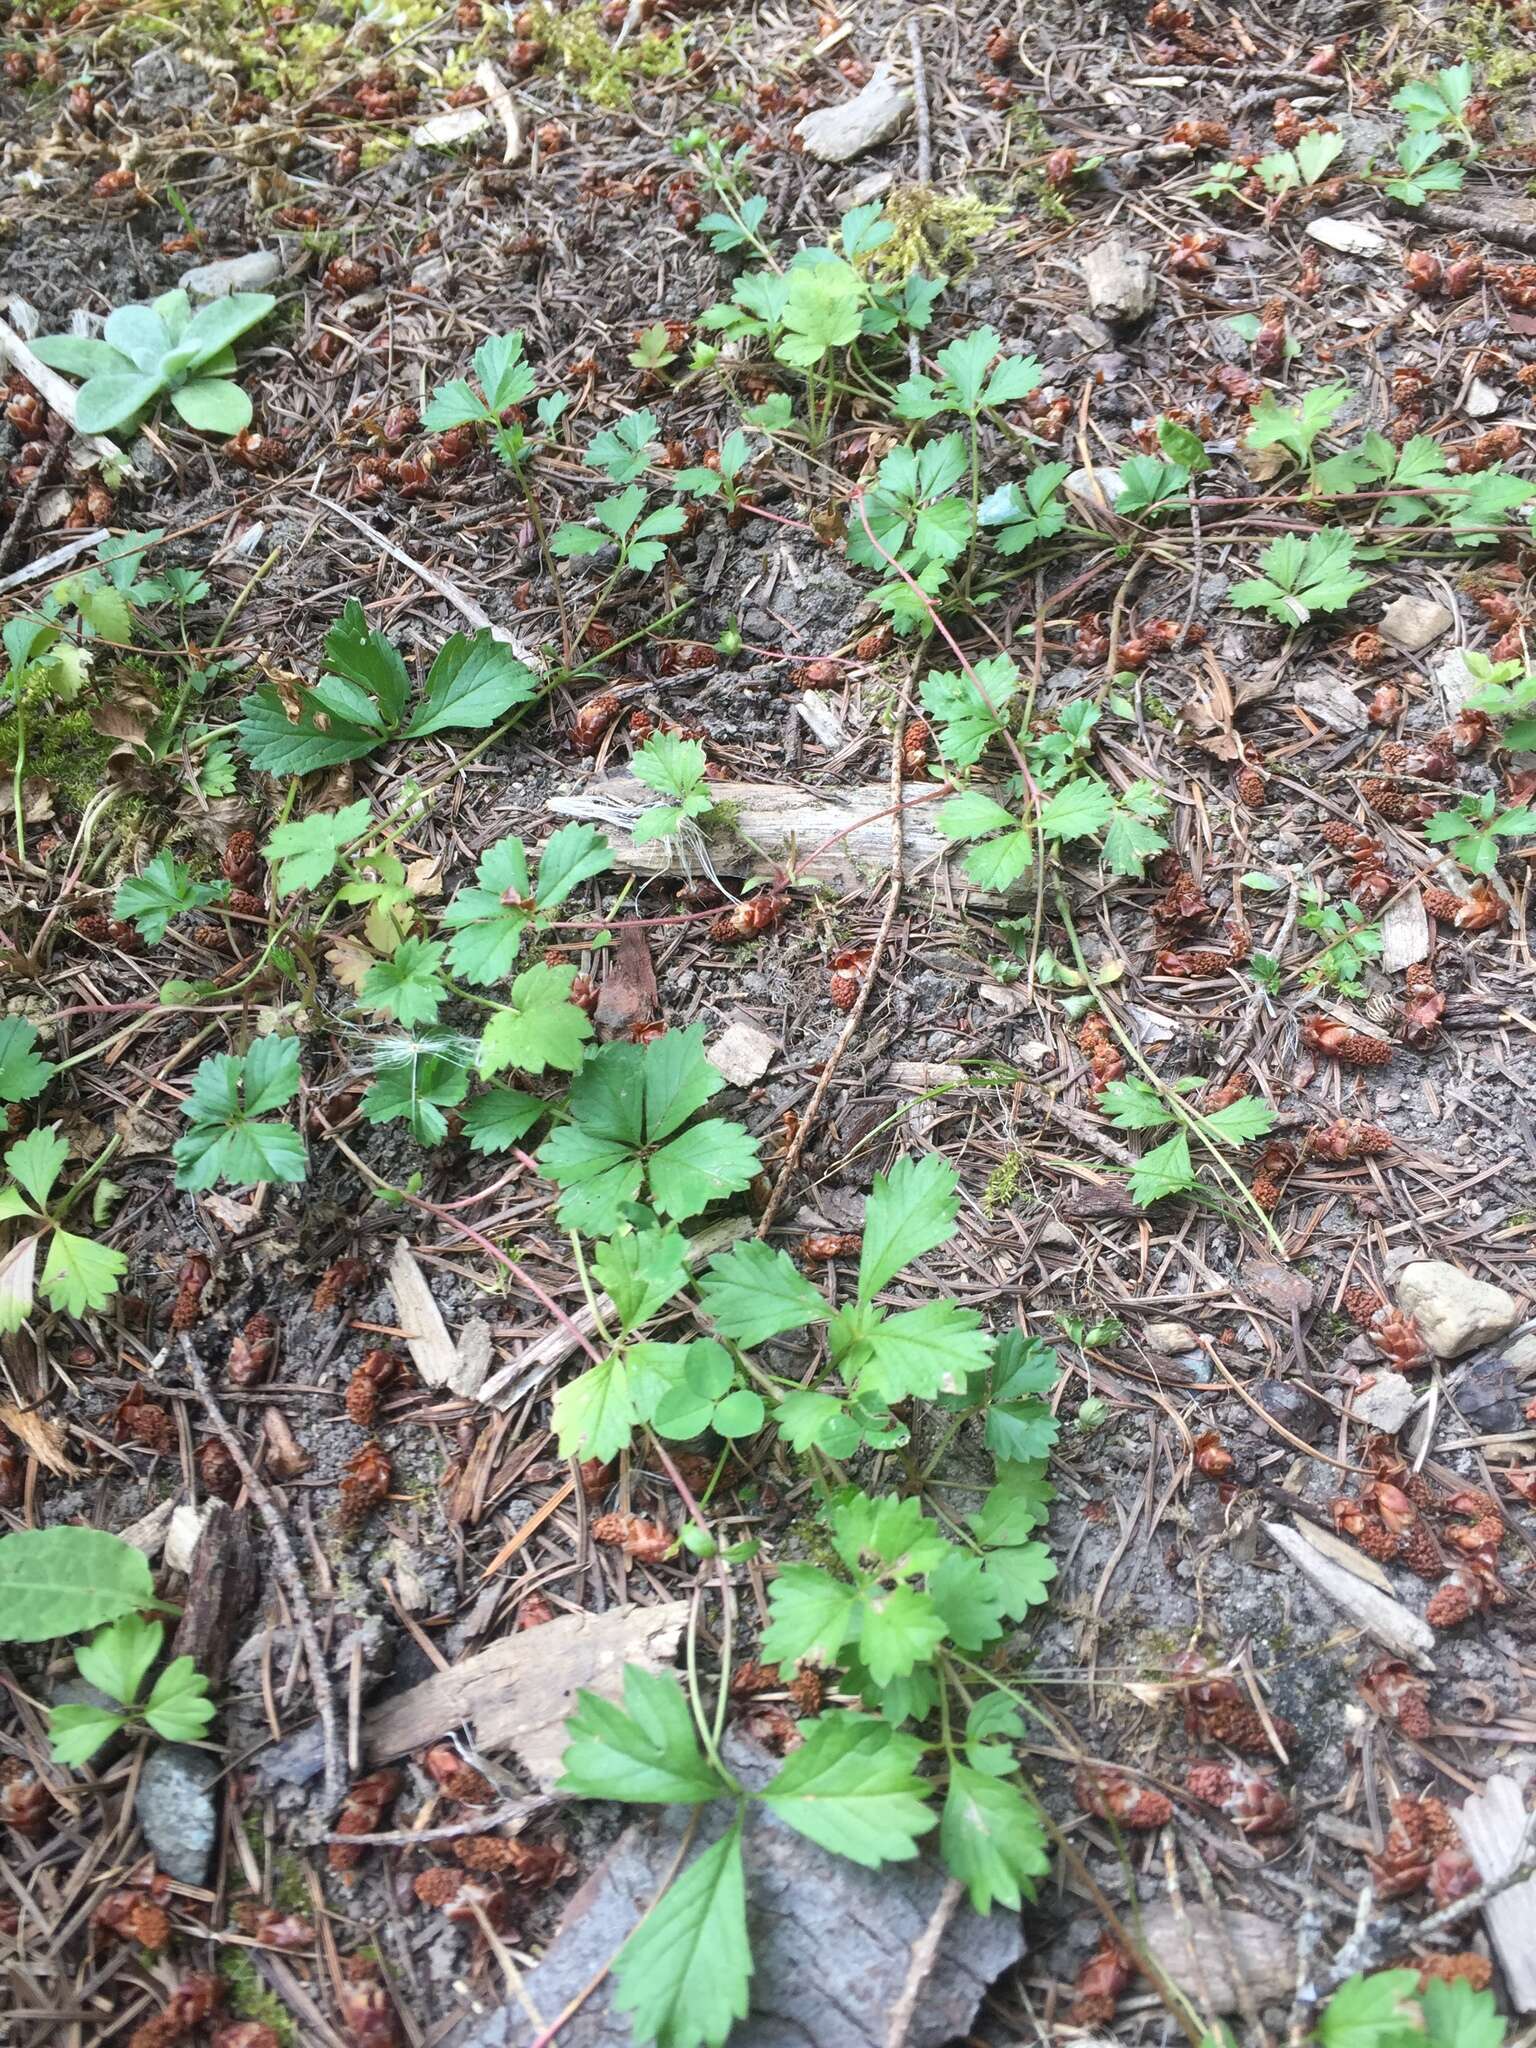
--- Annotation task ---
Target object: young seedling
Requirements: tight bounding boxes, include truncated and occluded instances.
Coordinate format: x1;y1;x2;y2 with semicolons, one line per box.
0;1127;126;1330
1230;529;1371;626
1424;789;1536;874
113;852;228;945
422;328;569;469
172;1036;306;1191
630;731;715;846
48;1614;215;1765
1097;1077;1276;1208
1300;893;1383;997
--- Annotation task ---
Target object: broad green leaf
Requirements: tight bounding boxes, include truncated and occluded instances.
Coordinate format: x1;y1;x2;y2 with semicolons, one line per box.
170;377;251;433
477;962;593;1076
75;1614;161;1709
761;1715;934;1865
30;333;129;379
858;1582;945;1684
642;1024;725;1140
73;371;163;434
360;937;446;1028
553;1352;641;1461
858;1152;959;1300
937;789;1018;841
1129;1130;1195;1207
941;1768;1050;1912
402;632;539;738
237;686;380;776
1202;1096;1276;1145
760;1563;858;1668
48;1702;129;1765
584;408;659;484
853;1299;991;1404
696;1240;828;1347
1098;1078;1173;1132
982;1541;1057;1618
5;1127;68;1210
0;1527;161;1643
114;853;226;944
537;1126;645;1233
460;1086;546;1154
40;1227;125;1317
611;1823;752;2048
0;1011;53;1097
775;256;863;367
962;829;1035;891
1420;1978;1503;2048
179;290;274;368
535;821;612;908
1317;1972;1425;2048
929;1550;1006;1650
1039;777;1116;843
591;1226;691;1333
558;1666;731;1805
238;1034;302;1117
971;1463;1054;1546
324;599;412;724
360;1049;470;1147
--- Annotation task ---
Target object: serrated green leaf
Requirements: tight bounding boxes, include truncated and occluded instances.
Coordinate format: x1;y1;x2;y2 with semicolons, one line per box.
0;1020;54;1106
460;1086;546;1154
143;1654;216;1743
851;1299;991;1404
1419;1978;1503;2048
1318;1972;1425;2048
262;800;373;896
941;1768;1050;1912
696;1240;828;1347
114;853;227;944
1098;1078;1173;1132
858;1582;945;1684
558;1666;732;1805
611;1822;752;2048
649;1119;761;1222
1039;777;1116;843
478;962;593;1077
971;1463;1054;1546
929;1550;1005;1651
857;1152;959;1301
75;1613;161;1709
403;632;540;738
1129;1130;1195;1206
360;1048;470;1147
592;1226;691;1334
5;1127;69;1210
40;1227;125;1317
760;1563;858;1668
760;1715;934;1864
360;937;447;1028
1201;1096;1276;1145
48;1701;130;1764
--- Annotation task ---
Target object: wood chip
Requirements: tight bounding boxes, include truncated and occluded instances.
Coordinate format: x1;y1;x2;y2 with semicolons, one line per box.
474;58;522;162
363;1600;689;1786
0;1398;78;1475
1135;1902;1295;2014
1454;1774;1536;2011
388;1238;491;1399
1264;1520;1436;1669
1380;889;1430;972
1284;1514;1396;1594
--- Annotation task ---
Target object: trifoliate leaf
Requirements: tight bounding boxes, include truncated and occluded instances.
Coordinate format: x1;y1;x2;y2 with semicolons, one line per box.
262;800;373;896
477;962;593;1077
921;652;1021;766
760;1715;934;1865
359;937;447;1028
760;1563;858;1669
75;1613;161;1709
584;408;660;484
114;852;227;944
172;1038;305;1192
460;1087;546;1155
143;1655;217;1743
40;1227;126;1317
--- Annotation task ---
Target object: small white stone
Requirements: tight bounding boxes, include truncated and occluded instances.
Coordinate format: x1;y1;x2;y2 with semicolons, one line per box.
707;1019;778;1087
1144;1319;1199;1355
179;250;282;299
1064;465;1125;517
1379;595;1454;652
793;64;913;163
165;1503;212;1575
1353;1371;1417;1434
1396;1259;1521;1359
1081;238;1157;325
1465;378;1501;420
411;105;490;149
1306;216;1388;256
1295;669;1369;732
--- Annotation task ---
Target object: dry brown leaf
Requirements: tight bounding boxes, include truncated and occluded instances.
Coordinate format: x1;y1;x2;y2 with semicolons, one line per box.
0;1400;78;1475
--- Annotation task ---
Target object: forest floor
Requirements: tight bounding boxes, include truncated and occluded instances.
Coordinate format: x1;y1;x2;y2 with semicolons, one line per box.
1;0;1536;2044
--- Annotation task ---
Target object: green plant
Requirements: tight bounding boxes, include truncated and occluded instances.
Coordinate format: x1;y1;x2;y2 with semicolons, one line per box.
537;1024;759;1235
1424;789;1536;873
0;1127;126;1329
0;1019;55;1107
1230;529;1372;625
238;602;540;775
976;463;1071;555
422;328;568;468
675;430;757;514
172;1036;306;1191
1315;1967;1505;2048
550;484;686;581
631;732;716;846
1381;129;1465;203
476;961;596;1081
1464;653;1536;747
1301;893;1383;995
1254;129;1346;196
1245;384;1354;478
113;851;228;944
441;823;612;982
0;1525;172;1641
1097;1076;1276;1206
49;1613;215;1764
1391;62;1481;152
32;289;274;436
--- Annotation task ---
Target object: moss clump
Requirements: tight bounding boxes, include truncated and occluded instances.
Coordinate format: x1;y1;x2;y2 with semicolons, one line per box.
218;1949;298;2046
0;707;117;810
1488;46;1536;86
864;185;1001;280
982;1148;1026;1216
523;2;689;108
